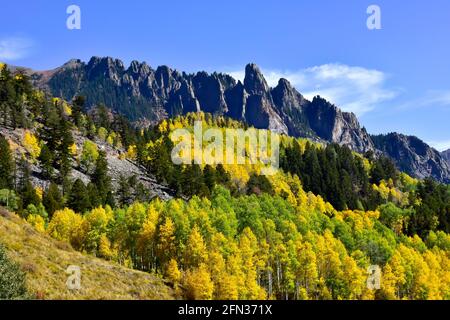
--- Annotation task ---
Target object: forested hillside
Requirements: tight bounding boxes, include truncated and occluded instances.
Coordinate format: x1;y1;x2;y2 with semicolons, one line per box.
1;63;449;300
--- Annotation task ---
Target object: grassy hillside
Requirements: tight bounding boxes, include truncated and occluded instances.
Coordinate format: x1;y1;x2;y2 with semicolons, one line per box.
0;207;175;300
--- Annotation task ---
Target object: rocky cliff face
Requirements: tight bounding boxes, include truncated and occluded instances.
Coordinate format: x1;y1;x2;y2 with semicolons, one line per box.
32;57;370;146
442;149;450;164
305;96;375;153
372;133;450;183
24;56;450;182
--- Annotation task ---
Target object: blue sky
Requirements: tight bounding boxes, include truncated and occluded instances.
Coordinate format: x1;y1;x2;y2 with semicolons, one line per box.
1;0;450;150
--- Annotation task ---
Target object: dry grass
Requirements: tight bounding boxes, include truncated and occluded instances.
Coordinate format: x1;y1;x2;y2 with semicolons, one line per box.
0;210;175;300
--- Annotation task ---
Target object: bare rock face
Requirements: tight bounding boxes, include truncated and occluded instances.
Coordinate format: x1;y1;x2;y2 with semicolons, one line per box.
372;133;450;183
442;149;450;164
192;72;228;115
271;78;315;138
305;96;375;153
225;81;247;121
242;63;288;134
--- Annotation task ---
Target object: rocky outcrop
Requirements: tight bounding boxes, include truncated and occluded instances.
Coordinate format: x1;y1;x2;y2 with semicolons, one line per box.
241;64;288;134
20;57;450;183
305;96;375;153
442;149;450;164
372;133;450;183
271;78;313;138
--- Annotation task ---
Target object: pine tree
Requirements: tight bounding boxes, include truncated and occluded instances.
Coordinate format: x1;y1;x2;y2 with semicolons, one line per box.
117;175;132;205
72;96;85;127
91;150;112;205
17;158;40;211
0;134;14;190
247;174;274;196
43;182;63;217
203;165;216;191
38;144;54;180
68;179;91;213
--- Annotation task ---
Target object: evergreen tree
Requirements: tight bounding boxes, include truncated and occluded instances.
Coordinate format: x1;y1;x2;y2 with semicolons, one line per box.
0;134;14;190
17;158;40;211
247;174;274;196
72;96;85;127
87;182;101;209
68;179;91;213
203;165;217;191
43;182;63;217
91;150;112;205
38;144;54;180
117;175;132;205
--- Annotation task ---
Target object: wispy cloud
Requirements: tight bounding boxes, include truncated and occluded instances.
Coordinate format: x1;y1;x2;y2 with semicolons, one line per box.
0;37;34;61
397;90;450;111
227;63;398;116
428;140;450;152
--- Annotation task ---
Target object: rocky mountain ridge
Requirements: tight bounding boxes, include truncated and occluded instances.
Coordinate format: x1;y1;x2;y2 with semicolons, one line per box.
10;57;450;183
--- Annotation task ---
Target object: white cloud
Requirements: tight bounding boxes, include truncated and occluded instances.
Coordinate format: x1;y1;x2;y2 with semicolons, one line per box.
0;37;33;61
227;63;398;116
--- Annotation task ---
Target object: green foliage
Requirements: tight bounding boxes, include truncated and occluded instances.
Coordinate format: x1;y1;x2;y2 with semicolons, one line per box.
247;173;274;196
38;144;54;180
67;179;91;214
0;189;19;211
91;151;114;207
43;183;63;217
408;178;450;237
0;134;14;190
81;140;99;173
280;142;375;210
39;183;450;300
0;244;29;300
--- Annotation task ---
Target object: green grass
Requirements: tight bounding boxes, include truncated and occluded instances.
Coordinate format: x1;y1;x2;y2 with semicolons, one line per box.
0;208;175;300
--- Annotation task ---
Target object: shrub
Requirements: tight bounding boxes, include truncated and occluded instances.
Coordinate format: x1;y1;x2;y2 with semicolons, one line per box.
0;244;29;299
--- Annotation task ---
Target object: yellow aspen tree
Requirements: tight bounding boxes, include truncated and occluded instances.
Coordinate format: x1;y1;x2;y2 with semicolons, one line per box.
47;208;83;248
165;258;182;286
184;263;214;300
23;130;41;161
380;263;398;299
26;214;46;233
98;234;115;260
137;205;159;270
157;217;177;267
296;241;318;296
342;256;365;299
207;250;238;300
184;225;208;268
239;228;265;299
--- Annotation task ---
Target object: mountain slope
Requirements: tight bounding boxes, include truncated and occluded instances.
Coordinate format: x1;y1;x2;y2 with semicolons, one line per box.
14;57;450;183
0;125;174;201
442;149;450;164
0;208;175;300
372;133;450;183
29;57;370;150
